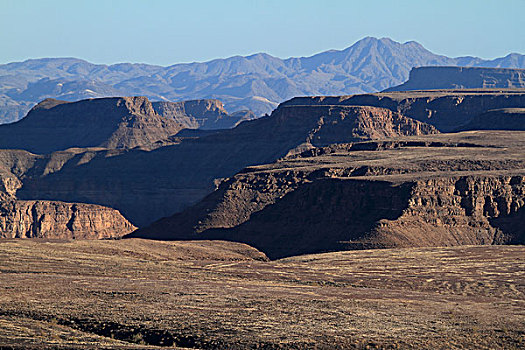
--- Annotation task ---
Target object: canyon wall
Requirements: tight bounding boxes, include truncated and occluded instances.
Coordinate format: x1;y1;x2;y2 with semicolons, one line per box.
282;90;525;132
0;198;136;239
132;132;525;258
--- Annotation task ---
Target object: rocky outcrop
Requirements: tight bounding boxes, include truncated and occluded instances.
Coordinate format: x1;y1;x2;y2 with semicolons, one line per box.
0;198;136;239
0;147;136;240
133;172;525;259
152;99;256;130
282;90;525;132
368;175;524;248
131;131;525;258
15;104;437;226
0;96;185;153
385;66;525;92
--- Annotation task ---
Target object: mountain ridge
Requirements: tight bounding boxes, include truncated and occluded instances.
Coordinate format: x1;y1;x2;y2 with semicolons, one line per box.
1;37;524;123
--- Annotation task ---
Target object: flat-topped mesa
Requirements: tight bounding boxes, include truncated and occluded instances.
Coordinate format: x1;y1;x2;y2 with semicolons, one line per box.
0;96;184;154
282;90;525;132
385;66;525;92
152;99;256;130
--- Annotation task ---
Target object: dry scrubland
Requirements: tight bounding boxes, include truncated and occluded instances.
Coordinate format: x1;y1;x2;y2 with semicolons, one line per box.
0;239;523;349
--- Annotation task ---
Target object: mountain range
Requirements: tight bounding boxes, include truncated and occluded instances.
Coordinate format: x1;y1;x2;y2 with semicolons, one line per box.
1;37;525;123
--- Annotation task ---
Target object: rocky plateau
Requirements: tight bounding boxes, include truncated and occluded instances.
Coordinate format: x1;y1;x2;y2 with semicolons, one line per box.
132;131;525;258
0;96;251;154
386;66;525;91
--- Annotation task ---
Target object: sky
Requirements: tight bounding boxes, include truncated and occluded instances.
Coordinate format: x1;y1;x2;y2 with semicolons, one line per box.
1;0;524;66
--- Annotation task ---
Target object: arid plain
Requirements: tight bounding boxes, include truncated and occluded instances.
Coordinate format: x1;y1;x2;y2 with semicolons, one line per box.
0;239;523;349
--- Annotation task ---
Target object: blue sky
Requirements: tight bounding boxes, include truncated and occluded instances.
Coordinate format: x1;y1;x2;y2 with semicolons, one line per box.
1;0;524;65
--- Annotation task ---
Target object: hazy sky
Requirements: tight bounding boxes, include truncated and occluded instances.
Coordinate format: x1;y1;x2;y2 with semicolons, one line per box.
2;0;524;65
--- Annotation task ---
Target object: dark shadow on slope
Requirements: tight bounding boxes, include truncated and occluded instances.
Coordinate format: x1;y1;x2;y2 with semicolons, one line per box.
201;179;414;259
489;205;525;245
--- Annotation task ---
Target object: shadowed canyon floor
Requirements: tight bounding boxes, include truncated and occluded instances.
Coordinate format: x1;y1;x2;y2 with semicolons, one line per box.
0;240;523;349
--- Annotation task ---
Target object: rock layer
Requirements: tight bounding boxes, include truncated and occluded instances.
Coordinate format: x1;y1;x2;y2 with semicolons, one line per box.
131;131;525;258
0;198;136;239
282;90;525;132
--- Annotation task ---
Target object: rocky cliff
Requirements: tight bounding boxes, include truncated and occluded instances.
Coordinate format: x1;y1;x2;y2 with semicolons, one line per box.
385;66;525;91
0;96;184;153
0;148;136;239
282;90;525;132
0;197;136;239
13;104;437;226
152;99;256;130
131;131;525;258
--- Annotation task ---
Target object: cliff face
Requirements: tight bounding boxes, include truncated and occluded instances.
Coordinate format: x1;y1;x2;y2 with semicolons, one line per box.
370;175;524;248
15;104;437;226
275;105;438;149
282;90;525;132
0;96;184;153
132;131;525;259
0;148;136;239
152;99;256;130
0;198;136;239
385;66;525;91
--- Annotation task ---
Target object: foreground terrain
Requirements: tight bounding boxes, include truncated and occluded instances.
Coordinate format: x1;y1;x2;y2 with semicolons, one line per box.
0;239;523;349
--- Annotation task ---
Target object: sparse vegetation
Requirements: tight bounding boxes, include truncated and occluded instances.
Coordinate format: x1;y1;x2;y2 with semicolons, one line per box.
0;239;523;349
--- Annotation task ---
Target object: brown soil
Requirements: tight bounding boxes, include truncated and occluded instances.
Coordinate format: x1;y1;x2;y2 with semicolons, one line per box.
0;239;523;349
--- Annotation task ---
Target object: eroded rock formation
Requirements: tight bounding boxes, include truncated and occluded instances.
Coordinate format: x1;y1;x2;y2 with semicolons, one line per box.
131;131;525;258
0;198;136;239
282;90;525;132
0;148;136;239
152;99;256;130
14;104;438;226
0;96;184;153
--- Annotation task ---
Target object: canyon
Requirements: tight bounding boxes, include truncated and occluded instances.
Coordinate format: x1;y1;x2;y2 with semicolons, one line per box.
9;101;439;227
0;68;524;249
4;89;522;231
132;131;525;258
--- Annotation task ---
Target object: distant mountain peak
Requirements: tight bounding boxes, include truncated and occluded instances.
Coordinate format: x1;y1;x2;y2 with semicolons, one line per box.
1;37;523;124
